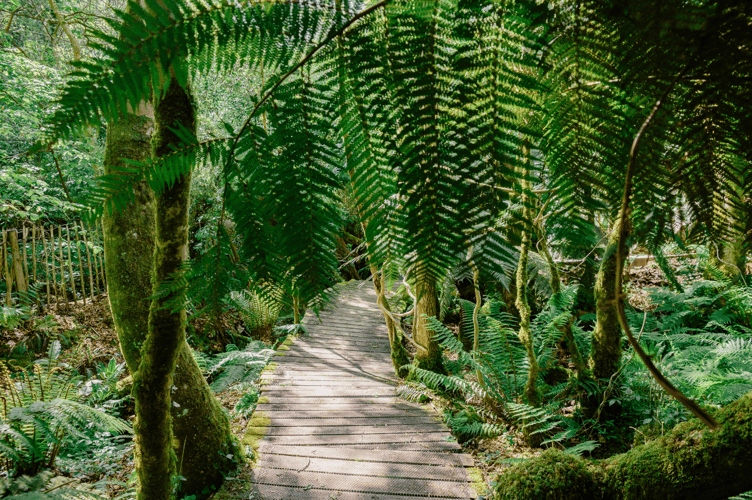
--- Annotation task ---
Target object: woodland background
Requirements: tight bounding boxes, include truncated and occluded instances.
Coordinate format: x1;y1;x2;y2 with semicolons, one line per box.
1;0;751;499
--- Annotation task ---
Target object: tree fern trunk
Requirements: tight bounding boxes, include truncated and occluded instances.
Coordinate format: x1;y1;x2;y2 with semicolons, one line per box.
412;274;444;374
371;264;410;378
515;228;541;406
589;219;626;381
536;222;587;375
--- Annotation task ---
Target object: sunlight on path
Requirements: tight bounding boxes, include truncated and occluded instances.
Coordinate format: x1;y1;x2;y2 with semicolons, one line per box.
250;281;477;499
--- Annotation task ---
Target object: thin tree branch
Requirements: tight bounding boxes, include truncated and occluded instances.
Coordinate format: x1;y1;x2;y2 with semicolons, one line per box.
47;0;82;60
614;61;718;430
51;149;73;202
229;0;389;159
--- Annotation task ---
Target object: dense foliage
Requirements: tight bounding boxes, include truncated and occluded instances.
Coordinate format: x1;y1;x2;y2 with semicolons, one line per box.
1;0;750;498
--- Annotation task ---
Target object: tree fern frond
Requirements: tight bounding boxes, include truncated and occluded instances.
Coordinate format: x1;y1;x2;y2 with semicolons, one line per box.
43;0;369;142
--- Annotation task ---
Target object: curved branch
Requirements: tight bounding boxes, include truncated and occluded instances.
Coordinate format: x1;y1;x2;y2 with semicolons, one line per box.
614;61;718;430
228;0;389;161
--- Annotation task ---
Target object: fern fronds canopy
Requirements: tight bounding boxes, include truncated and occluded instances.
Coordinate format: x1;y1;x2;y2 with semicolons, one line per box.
43;0;752;301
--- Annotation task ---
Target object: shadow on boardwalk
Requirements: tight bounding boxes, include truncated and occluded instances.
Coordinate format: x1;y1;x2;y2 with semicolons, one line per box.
249;281;478;499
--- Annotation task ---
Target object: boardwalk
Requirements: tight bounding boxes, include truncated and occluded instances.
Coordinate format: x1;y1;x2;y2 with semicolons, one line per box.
250;281;478;499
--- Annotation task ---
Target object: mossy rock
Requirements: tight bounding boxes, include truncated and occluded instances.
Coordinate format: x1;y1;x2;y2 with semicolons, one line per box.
495;449;597;500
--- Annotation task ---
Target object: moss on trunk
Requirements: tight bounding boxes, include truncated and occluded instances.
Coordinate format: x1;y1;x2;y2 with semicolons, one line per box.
371;265;410;378
132;77;197;500
412;274;444;374
515;226;543;447
104;85;237;500
103;110;156;369
590;225;626;381
495;391;752;500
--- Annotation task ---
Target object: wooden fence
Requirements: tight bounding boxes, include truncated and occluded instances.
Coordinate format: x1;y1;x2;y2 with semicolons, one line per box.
1;221;107;309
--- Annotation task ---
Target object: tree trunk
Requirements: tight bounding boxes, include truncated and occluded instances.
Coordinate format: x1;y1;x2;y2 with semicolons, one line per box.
371;264;410;378
411;273;444;374
495;391;752;500
132;77;200;500
589;221;627;381
103;87;237;499
536;221;587;375
515;224;544;449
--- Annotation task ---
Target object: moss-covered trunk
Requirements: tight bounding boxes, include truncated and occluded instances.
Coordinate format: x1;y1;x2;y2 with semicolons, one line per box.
412;274;444;373
515;227;542;418
371;265;410;378
589;222;627;381
709;175;747;279
103;85;237;500
495;391;752;500
103;105;156;369
132;77;199;500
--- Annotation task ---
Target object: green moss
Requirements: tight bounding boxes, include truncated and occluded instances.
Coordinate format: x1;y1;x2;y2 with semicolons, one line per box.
115;375;133;397
277;344;290;351
257;396;269;404
242;412;271;461
262;362;278;374
495;449;597;500
496;393;752;500
589;234;624;381
467;467;487;496
274;351;287;357
282;338;294;346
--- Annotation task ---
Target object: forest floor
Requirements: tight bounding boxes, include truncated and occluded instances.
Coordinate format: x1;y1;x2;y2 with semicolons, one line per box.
0;259;703;498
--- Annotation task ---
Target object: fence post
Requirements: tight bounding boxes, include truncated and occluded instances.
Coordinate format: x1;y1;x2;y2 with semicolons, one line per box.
81;221;96;300
9;229;28;296
32;225;38;284
58;226;66;304
41;226;52;308
75;223;86;305
2;231;10;306
98;219;106;289
65;225;77;305
22;225;29;288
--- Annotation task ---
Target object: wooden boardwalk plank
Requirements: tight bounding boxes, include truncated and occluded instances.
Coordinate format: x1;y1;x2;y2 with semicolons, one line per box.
250;468;476;497
261;380;397;388
260;409;436;419
253;423;453;436
264;417;440;427
261;387;395;397
256;455;471;481
259;432;452;445
249;484;471;500
258;444;474;466
250;282;476;499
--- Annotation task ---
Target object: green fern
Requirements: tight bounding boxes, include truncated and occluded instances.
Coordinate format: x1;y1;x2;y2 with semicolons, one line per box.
0;471;106;499
194;342;274;393
0;342;131;477
631;279;752;407
229;290;281;334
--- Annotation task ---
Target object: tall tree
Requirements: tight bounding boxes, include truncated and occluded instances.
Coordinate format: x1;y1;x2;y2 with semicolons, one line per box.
100;7;238;499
